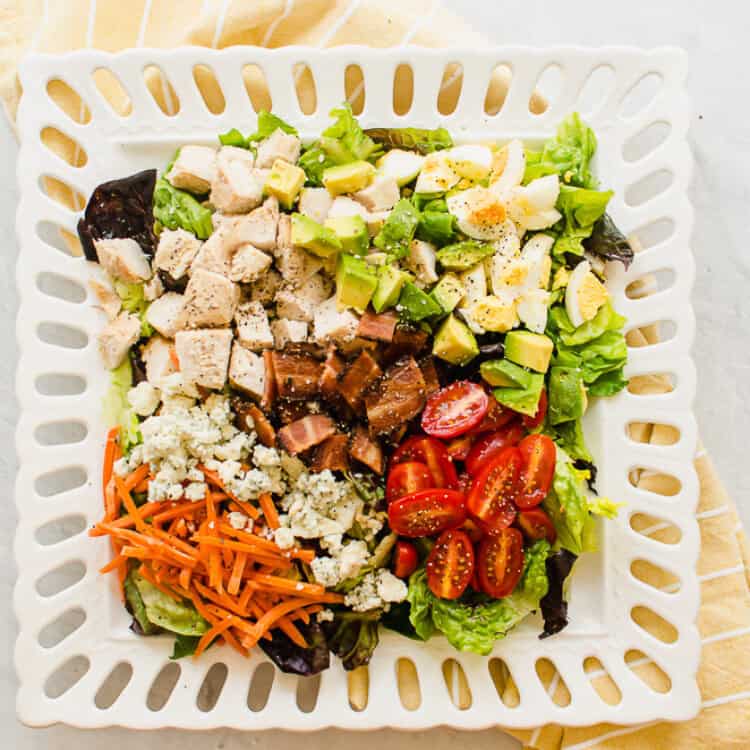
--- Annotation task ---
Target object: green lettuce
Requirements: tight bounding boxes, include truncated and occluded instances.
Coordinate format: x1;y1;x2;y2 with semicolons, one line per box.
549;300;625;346
218;127;246;148
247;110;298;145
124;568;160;635
548;366;586;425
524;112;598;188
153;176;213;238
363;126;453;154
545;418;592;465
103;358;141;454
373;198;420;258
588;496;623;519
133;572;210;636
552;185;613;260
493;373;545;416
114;280;153;337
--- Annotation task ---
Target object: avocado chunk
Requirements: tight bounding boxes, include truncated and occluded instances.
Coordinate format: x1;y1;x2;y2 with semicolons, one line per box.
504;330;553;373
480;359;534;389
493;373;545;416
336;253;378;313
264;159;306;209
372;264;410;313
436;240;494;271
433;314;479;365
548;366;588;425
398;281;443;322
291;213;342;258
431;273;465;313
324;215;369;255
323;161;376;195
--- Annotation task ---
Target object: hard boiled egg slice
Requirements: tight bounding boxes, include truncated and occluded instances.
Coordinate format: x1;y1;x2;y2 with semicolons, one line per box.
520;234;554;290
507;175;562;231
489;139;526;196
414;152;460;193
445;144;493;181
517;288;550;334
377;149;425;186
565;260;609;328
447;186;515;240
470;294;519;333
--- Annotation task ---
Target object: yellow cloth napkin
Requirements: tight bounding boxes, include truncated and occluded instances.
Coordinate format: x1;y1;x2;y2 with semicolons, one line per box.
2;1;750;747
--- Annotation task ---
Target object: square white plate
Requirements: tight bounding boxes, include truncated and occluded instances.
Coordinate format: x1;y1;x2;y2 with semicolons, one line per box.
14;45;699;730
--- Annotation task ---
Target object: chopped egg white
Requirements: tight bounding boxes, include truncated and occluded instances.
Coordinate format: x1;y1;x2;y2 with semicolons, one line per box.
414;152;460;193
516;288;550;333
445;144;493;181
489;139;526;196
565;260;609;327
507;175;562;231
377;149;425;186
446;186;516;240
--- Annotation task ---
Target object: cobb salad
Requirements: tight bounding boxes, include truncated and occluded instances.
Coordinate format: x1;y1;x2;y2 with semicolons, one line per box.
82;105;630;674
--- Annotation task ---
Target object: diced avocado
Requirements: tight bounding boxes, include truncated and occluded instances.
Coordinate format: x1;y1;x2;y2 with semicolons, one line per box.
324;215;369;255
504;330;554;374
372;264;410;313
398;282;443;322
548;366;588;425
264;159;306;209
480;359;534;389
336;253;378;313
437;240;494;271
323;161;376;195
433;314;479;365
431;273;464;313
291;213;342;258
493;373;545;416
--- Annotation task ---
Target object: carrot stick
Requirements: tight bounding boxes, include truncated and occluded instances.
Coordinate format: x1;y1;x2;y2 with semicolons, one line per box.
238;580;256;611
102;426;120;495
193;580;248;617
258;493;280;530
251;573;326;597
248;597;315;645
99;553;129;574
179;566;192;591
194;616;234;659
150;499;208;525
123;463;150;492
228;551;248;596
103;479;119;523
201;468;259;519
169;346;180;370
114;476;146;532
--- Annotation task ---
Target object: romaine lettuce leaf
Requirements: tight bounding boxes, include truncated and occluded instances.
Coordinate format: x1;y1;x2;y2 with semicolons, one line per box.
548;366;586;425
124;567;160;635
218;127;246;148
363;126;453;154
133;572;210;636
552;185;613;260
544;418;593;465
103;357;141;454
153;176;213;238
549;300;625;346
114;280;153;337
246;111;298;145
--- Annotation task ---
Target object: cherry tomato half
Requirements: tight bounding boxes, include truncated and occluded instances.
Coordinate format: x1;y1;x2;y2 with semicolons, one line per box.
421;381;489;439
522;388;547;429
388;489;467;538
386;461;433;504
392;540;419;578
517;508;557;544
466;447;521;532
391;435;459;489
446;433;475;461
426;529;475;599
460;517;485;543
471;394;514;434
477;528;525;598
516;434;556;509
465;421;526;477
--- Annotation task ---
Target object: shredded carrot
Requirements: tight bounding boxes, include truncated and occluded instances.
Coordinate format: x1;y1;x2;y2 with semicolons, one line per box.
114;477;146;532
169;346;180;370
247;597;316;646
99;553;129;574
102;426;120;496
228;551;248;596
194;616;234;659
258;493;280;530
103;478;119;523
123;463;150;492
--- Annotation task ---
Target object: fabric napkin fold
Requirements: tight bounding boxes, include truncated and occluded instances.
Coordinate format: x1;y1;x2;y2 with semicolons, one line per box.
2;1;749;746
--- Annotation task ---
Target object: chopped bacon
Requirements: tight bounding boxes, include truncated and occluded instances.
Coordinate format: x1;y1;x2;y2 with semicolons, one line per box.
278;414;337;454
312;434;350;473
271;351;322;401
336;337;379;357
349;425;384;474
337;350;382;412
365;356;427;435
262;349;276;410
319;346;345;401
242;403;276;447
418;355;440;396
382;325;429;364
357;310;398;342
275;399;321;425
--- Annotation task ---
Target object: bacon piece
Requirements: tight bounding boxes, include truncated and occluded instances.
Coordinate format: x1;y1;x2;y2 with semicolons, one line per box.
337;350;382;412
365;356;427;435
271;350;322;400
357;310;398;342
312;434;350;473
262;349;276;410
278;414;336;454
319;346;345;402
336;336;379;357
382;325;429;364
275;399;322;425
418;355;440;396
349;425;384;474
243;403;276;447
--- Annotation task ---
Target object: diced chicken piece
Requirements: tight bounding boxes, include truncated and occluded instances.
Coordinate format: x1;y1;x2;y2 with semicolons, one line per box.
357;310;398;342
276;213;292;249
278;414;336;455
349;425;384;474
337;351;382;412
143;274;164;301
312;434;350;473
365;356;427;435
178;268;238;329
146;292;184;339
275;272;332;322
353;176;400;212
227;196;279;251
190;225;233;276
229;244;272;283
89;279;121;320
154;228;203;280
249;268;282;306
255;128;302;169
210;146;263;213
313;296;359;345
228;342;266;400
252;167;271;192
328;196;387;238
274;245;323;287
270;350;322;400
166;145;217;194
298;187;333;225
319;346;345;402
418;356;441;396
407;239;439;288
142;335;177;384
235;300;274;350
176;328;233;390
98;312;141;369
94;238;151;283
271;318;308;349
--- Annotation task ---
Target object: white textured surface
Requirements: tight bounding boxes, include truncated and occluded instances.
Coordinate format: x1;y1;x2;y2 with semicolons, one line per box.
0;3;745;749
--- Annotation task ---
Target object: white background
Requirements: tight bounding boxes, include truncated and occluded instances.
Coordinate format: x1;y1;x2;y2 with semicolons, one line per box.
1;1;747;748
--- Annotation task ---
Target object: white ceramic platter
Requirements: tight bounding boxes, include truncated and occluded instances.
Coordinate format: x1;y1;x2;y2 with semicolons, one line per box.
14;45;699;730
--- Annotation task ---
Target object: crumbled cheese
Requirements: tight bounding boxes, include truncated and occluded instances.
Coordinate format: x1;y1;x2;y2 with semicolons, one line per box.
345;570;408;612
113;457;130;477
127;381;161;416
273;527;295;549
228;511;250;530
184;481;207;501
316;608;335;623
310;556;340;588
